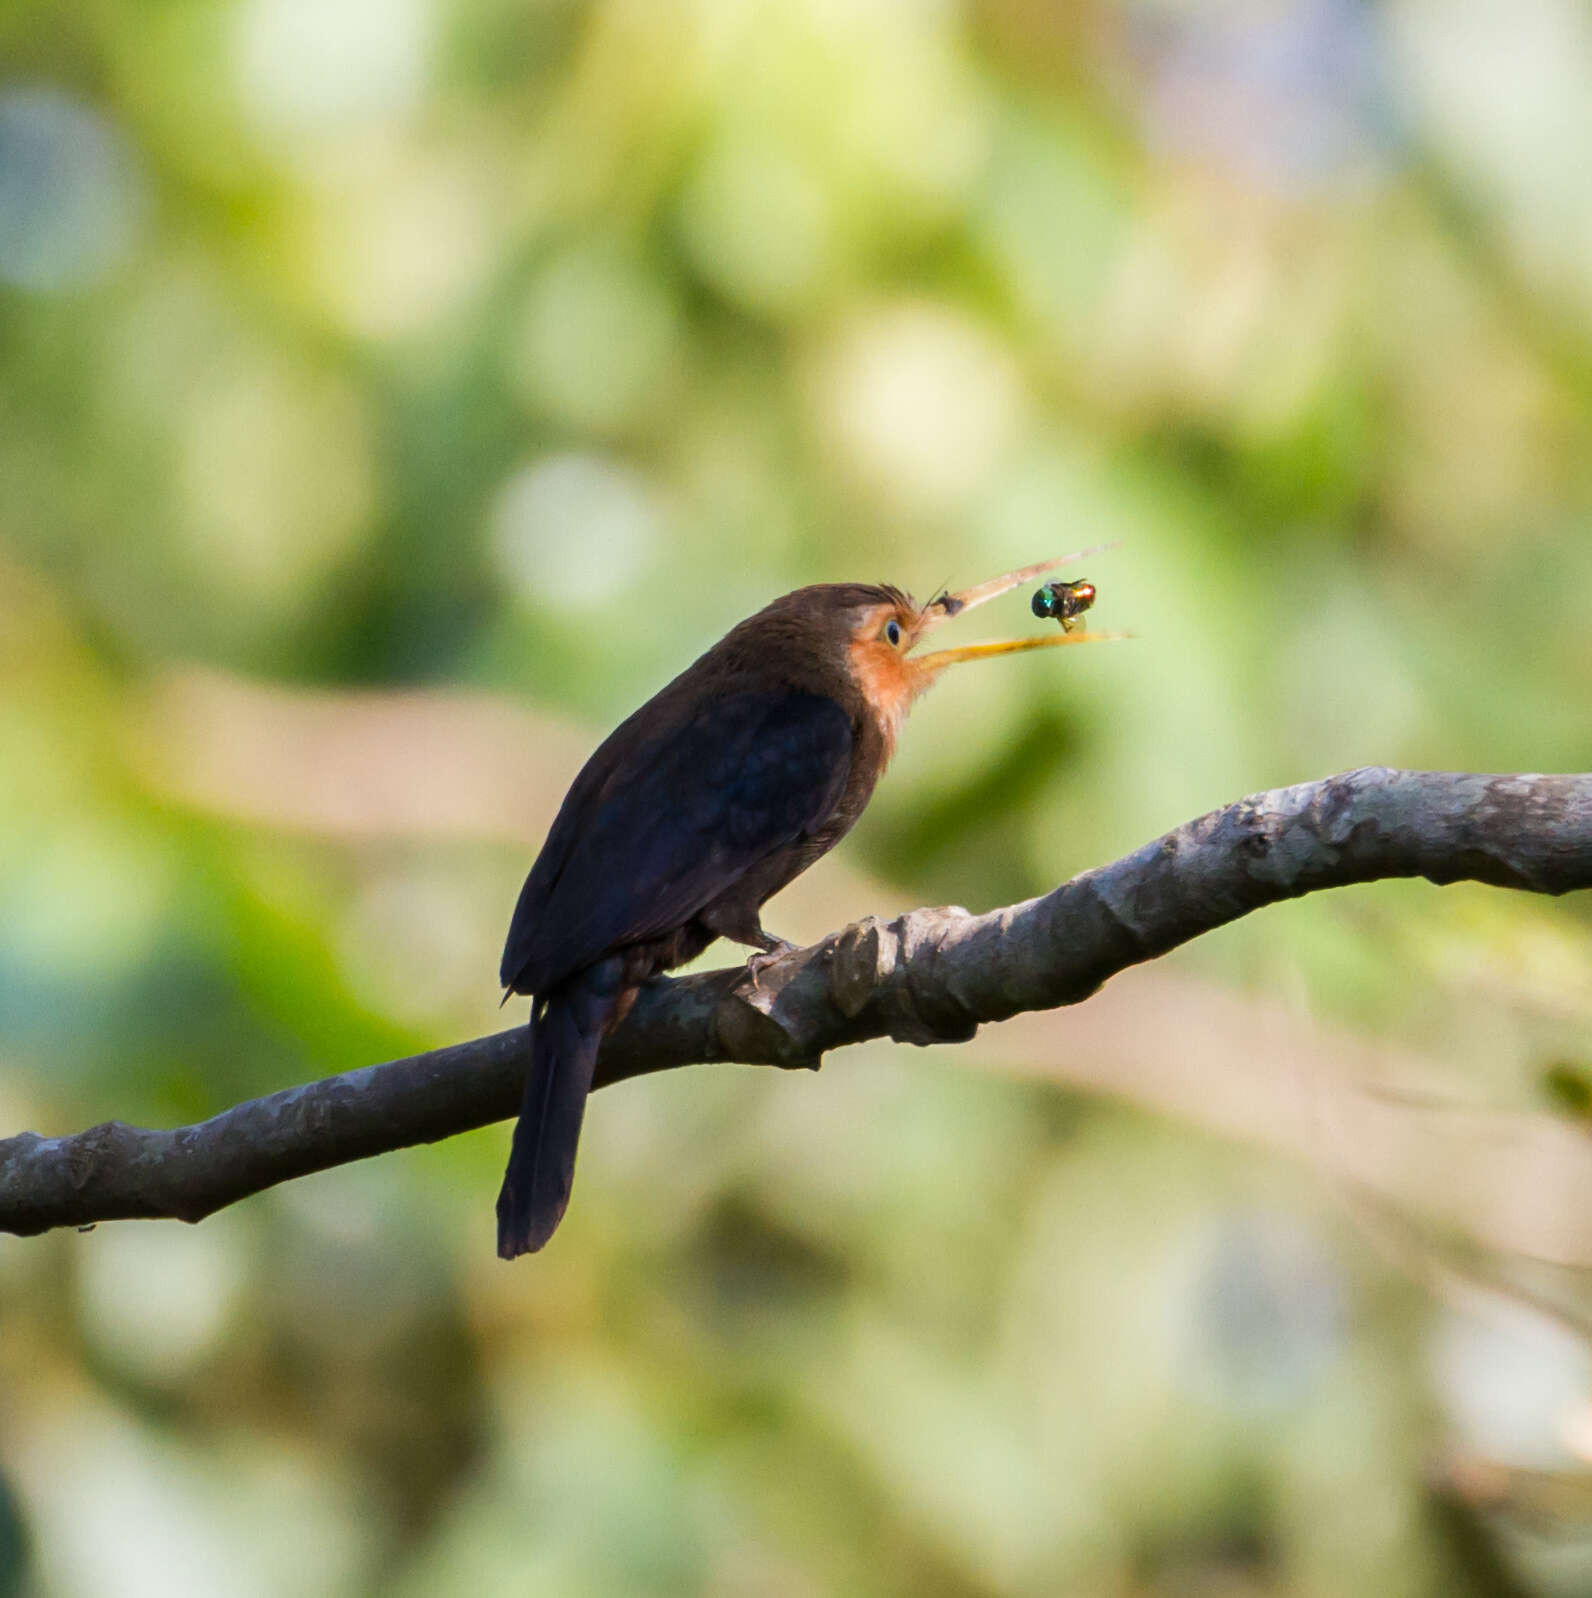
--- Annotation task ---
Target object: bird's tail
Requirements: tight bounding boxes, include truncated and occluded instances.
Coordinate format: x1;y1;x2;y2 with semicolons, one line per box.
496;955;627;1259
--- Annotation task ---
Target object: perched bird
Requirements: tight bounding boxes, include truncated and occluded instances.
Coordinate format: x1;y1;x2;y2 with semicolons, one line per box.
497;554;1116;1257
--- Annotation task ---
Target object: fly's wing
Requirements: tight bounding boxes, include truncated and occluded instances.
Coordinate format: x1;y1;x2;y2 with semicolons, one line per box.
501;689;853;994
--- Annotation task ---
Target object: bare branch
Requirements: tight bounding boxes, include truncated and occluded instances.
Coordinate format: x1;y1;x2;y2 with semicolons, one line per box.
4;767;1590;1238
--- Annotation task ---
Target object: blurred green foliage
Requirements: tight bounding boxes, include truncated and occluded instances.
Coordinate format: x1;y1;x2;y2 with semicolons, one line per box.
3;0;1592;1594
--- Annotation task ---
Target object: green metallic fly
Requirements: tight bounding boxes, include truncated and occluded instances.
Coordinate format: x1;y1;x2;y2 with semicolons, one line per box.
1031;578;1096;631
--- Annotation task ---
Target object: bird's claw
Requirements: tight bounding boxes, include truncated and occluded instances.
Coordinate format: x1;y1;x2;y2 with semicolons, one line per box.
745;942;796;989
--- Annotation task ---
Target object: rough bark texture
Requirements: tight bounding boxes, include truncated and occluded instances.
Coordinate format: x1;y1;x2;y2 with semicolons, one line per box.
4;767;1590;1238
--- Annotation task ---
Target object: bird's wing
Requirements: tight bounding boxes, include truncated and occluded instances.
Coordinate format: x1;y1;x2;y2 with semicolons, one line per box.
501;689;854;993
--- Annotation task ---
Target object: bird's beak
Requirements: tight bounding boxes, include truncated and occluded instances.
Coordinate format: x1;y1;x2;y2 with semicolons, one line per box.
910;545;1126;673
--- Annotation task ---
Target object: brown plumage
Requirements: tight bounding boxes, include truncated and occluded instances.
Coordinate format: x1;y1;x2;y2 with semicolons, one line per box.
496;558;1116;1258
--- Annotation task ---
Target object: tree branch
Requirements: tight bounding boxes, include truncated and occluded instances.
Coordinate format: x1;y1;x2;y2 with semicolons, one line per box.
5;767;1590;1238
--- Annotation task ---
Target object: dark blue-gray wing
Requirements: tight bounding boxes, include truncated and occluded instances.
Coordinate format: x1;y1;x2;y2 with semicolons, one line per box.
501;690;853;994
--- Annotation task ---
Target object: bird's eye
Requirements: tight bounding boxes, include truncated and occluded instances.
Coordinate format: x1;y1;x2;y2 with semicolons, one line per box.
885;619;902;647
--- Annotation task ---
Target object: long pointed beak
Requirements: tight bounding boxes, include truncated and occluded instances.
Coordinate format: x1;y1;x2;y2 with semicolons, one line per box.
917;543;1116;632
912;629;1128;675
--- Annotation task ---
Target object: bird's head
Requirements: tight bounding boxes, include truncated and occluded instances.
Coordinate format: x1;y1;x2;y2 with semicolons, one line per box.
831;549;1122;752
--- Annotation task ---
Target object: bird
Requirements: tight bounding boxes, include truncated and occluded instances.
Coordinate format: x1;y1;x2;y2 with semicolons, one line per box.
496;551;1117;1258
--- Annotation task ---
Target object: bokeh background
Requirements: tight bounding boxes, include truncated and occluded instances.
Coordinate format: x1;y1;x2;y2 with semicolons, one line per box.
3;0;1592;1593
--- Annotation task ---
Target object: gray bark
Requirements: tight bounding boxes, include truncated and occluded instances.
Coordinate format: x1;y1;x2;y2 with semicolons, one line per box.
4;767;1589;1237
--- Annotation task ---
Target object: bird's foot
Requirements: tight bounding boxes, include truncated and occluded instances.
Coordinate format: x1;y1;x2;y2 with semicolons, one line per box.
745;941;796;988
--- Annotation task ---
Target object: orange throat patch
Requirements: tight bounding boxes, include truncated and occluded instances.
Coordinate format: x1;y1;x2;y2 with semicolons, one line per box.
846;637;930;762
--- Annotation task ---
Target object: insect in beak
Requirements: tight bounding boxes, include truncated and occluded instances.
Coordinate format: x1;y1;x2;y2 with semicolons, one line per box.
910;545;1126;672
